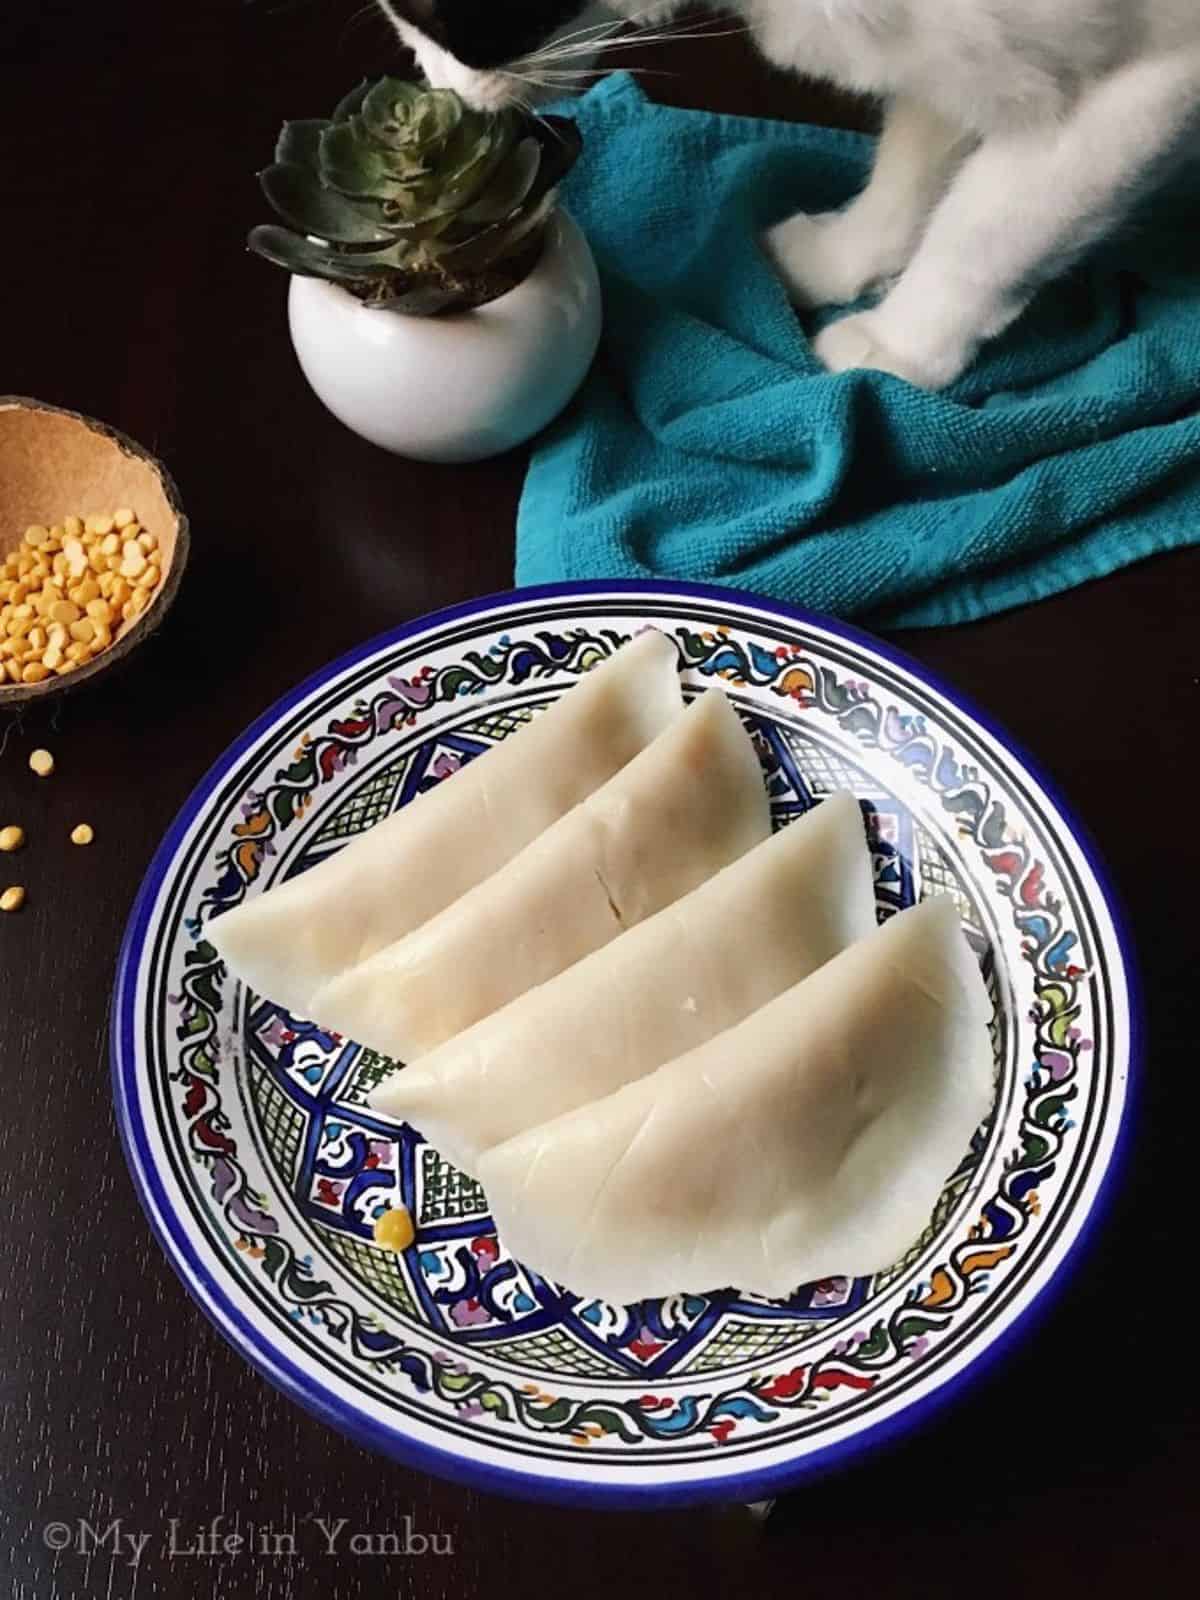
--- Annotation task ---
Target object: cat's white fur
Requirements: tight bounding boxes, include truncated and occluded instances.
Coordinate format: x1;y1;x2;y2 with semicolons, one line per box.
384;1;1200;387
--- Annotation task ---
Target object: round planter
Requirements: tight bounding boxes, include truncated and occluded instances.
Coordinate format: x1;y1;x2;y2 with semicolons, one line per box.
287;212;602;464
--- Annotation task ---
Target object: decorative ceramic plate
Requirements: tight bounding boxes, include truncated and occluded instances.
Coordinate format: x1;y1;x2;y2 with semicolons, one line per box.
113;582;1136;1507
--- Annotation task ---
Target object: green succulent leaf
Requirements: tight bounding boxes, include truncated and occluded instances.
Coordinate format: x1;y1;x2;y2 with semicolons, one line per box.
319;119;418;199
247;225;408;281
371;281;466;316
362;77;464;155
377;140;518;231
456;137;540;225
373;77;423;118
413;89;468;147
359;77;410;142
436;108;518;196
370;206;464;245
396;125;515;222
274;119;329;171
332;78;372;123
252;78;584;313
260;163;395;245
529;115;584;191
435;120;577;269
433;190;556;275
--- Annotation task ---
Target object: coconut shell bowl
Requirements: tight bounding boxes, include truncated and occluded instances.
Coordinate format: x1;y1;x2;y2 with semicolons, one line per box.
0;396;189;707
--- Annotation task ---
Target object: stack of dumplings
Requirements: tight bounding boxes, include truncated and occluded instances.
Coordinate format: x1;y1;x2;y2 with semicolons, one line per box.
212;630;994;1305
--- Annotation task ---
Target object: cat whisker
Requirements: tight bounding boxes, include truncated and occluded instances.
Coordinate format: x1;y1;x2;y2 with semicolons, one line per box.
534;113;573;150
500;89;574;150
516;13;632;63
501;68;592;97
517;33;747;76
509;62;677;89
520;16;750;67
339;0;388;44
526;0;740;52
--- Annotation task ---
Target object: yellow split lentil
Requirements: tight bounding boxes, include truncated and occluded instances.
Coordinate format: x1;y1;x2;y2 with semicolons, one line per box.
0;509;162;687
373;1206;415;1252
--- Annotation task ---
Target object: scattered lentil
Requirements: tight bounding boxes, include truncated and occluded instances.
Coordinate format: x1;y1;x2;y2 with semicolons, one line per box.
373;1206;415;1252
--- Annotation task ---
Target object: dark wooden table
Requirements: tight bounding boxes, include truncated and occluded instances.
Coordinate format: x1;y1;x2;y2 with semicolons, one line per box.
2;5;1197;1597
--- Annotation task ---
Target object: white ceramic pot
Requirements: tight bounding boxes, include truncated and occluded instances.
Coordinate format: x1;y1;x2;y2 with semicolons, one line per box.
287;211;602;464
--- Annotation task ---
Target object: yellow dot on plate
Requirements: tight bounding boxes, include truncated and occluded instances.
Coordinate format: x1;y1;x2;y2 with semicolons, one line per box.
373;1205;415;1253
28;748;55;778
70;823;94;846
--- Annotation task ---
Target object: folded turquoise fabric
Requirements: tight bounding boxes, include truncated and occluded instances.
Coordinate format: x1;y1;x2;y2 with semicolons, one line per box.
517;74;1200;626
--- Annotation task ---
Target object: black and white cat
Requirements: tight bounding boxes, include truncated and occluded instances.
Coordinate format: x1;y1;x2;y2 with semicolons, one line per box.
378;2;1200;389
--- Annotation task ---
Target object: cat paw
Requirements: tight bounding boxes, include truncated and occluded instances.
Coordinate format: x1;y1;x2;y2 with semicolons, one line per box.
811;311;967;389
762;213;883;309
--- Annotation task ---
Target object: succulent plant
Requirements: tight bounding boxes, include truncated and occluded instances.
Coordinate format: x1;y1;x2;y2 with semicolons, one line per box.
249;78;582;315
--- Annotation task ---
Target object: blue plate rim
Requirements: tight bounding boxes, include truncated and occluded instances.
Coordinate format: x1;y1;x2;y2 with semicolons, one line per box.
111;578;1142;1509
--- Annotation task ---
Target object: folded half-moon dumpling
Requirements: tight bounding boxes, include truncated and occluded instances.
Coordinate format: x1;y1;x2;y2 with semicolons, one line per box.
310;689;771;1060
371;792;876;1175
477;897;994;1305
210;628;683;1017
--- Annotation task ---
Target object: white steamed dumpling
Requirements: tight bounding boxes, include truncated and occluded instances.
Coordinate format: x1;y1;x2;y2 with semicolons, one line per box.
476;897;995;1305
371;792;876;1175
309;689;771;1060
209;628;683;1017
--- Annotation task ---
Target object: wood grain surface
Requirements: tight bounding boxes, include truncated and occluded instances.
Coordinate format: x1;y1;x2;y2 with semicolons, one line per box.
1;5;1196;1597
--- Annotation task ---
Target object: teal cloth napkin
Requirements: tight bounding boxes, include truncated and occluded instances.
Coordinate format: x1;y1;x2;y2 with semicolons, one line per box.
517;74;1200;627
